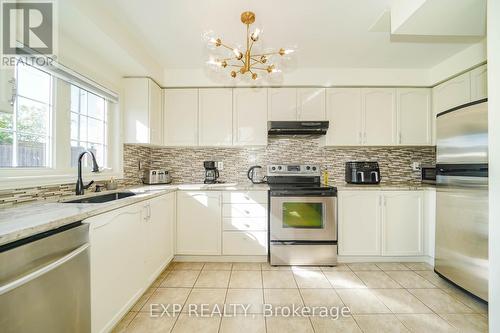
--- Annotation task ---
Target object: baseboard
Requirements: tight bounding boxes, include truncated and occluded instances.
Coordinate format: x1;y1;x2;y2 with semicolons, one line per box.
174;255;267;262
338;255;434;265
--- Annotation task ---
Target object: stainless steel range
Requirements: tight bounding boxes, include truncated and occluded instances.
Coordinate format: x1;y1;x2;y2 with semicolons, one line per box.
267;164;338;266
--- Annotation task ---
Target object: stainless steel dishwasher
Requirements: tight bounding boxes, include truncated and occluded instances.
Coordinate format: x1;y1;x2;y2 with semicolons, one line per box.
0;222;90;333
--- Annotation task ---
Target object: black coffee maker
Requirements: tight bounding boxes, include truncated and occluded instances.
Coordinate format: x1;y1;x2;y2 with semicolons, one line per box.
204;161;220;184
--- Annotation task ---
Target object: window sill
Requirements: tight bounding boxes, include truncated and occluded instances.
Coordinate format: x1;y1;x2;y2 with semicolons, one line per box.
0;170;124;190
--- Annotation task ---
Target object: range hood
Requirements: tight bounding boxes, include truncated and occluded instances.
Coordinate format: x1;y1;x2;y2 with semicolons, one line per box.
267;121;329;136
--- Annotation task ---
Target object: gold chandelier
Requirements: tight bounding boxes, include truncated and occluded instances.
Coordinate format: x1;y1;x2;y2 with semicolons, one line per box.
205;11;294;80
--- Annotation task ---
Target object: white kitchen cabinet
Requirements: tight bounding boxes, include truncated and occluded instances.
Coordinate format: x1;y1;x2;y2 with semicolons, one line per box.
381;191;424;256
339;190;426;258
199;88;233;146
123;77;163;145
268;88;297;121
433;72;471;115
397;88;432;145
176;191;222;255
88;202;145;333
223;231;268;255
362;88;396;145
87;194;175;333
323;88;363;146
470;64;488;102
233;88;268;146
297;88;326;120
338;191;381;255
145;193;175;284
163;89;198;146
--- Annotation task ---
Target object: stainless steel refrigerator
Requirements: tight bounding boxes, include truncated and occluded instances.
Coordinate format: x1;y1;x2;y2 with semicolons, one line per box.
435;99;488;301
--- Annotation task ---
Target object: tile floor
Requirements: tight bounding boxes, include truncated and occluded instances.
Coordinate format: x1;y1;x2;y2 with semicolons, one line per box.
113;262;488;333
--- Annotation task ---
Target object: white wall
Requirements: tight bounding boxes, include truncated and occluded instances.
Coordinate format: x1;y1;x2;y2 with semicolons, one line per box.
429;40;487;84
488;0;500;329
163;67;431;87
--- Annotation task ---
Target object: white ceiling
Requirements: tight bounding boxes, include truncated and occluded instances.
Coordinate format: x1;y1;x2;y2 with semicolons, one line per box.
95;0;482;70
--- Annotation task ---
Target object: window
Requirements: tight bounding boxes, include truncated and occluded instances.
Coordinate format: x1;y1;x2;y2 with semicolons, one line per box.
0;61;122;189
70;86;107;168
0;64;52;167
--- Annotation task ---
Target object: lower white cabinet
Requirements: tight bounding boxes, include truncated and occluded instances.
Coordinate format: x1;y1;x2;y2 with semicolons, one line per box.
338;191;381;255
144;193;175;283
338;190;424;257
176;191;222;255
87;194;174;333
223;231;268;255
382;191;424;256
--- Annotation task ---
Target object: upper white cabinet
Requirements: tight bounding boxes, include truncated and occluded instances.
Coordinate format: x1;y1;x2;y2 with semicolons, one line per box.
338;190;424;257
199;88;233;146
470;64;488;101
397;88;432;145
323;88;397;146
268;88;297;121
433;72;471;115
176;191;222;255
123;77;163;145
268;88;326;121
338;191;381;255
382;191;424;256
324;88;363;146
164;89;198;146
233;88;268;146
297;88;326;120
362;88;396;146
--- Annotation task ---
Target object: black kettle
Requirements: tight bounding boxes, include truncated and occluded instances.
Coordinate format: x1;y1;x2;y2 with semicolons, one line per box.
247;166;266;184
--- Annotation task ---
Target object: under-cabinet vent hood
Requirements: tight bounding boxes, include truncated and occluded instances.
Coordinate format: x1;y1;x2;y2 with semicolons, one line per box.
267;121;329;136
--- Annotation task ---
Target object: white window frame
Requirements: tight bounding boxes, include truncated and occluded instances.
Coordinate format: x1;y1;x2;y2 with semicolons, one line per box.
0;69;123;190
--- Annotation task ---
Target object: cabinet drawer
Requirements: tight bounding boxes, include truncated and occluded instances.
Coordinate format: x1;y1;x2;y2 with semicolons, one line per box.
222;191;268;204
223;231;268;255
223;217;267;231
223;203;267;218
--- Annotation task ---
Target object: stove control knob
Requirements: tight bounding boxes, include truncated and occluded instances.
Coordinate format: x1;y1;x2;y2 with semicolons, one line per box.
278;166;282;170
312;166;317;171
306;166;311;170
271;166;276;171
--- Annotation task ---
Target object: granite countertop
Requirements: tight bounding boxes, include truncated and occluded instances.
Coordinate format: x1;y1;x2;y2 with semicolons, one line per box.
334;182;436;191
0;183;270;246
0;181;433;246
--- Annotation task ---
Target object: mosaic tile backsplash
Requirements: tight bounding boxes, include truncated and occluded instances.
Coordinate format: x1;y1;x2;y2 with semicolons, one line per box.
0;138;435;207
147;137;436;185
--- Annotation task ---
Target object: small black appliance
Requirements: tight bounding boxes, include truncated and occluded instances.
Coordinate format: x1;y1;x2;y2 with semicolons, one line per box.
203;161;220;184
345;161;381;184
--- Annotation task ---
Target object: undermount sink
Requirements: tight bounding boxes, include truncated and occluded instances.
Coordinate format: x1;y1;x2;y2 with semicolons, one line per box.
63;192;136;204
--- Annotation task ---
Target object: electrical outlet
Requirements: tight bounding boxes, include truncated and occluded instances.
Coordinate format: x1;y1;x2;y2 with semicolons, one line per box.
412;162;421;171
217;161;224;170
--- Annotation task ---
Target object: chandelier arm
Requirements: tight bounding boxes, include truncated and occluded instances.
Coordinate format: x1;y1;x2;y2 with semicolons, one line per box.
251;66;270;71
251;51;281;57
228;64;244;68
250;57;266;65
219;42;237;52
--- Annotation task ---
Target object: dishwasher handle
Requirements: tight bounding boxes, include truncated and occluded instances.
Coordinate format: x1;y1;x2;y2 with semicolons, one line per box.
0;243;89;296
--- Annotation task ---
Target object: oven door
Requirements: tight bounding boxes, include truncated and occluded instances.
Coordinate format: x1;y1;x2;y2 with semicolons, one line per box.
270;193;337;241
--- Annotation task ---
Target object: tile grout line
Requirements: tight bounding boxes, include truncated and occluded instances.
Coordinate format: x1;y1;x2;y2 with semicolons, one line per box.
170;263;204;332
216;264;231;333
